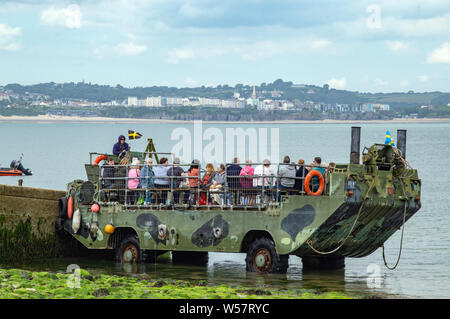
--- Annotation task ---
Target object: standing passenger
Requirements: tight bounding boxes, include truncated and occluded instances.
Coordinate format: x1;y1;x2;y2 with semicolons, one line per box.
154;157;169;204
278;156;296;189
253;159;273;203
294;159;309;193
115;157;129;203
239;160;255;204
312;157;326;192
167;157;185;205
187;159;200;204
127;158;141;205
226;157;242;204
253;159;273;188
140;158;154;204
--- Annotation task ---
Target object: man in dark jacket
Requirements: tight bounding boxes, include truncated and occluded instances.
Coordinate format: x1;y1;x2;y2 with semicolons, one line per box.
226;157;242;204
112;135;129;157
226;157;242;188
294;159;309;194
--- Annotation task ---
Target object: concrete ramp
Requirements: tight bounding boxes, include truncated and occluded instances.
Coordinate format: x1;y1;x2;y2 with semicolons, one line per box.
0;184;77;263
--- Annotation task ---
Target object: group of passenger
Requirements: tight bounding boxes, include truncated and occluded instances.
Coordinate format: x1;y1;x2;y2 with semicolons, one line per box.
101;154;334;206
102;134;336;206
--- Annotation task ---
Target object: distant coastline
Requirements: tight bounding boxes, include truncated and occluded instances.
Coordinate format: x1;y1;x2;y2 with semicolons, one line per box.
1;114;450;124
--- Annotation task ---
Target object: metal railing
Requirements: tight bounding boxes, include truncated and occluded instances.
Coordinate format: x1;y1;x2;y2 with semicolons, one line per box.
97;161;332;210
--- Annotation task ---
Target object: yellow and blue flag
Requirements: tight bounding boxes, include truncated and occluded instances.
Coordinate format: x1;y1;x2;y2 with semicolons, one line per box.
128;130;143;140
385;130;395;146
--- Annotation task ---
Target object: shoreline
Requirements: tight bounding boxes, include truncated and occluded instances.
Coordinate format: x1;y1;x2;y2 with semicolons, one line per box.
1;114;450;124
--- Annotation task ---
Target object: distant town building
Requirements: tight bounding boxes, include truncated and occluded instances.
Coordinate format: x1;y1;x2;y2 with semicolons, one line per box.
0;93;10;101
361;103;390;112
127;97;138;106
145;96;163;107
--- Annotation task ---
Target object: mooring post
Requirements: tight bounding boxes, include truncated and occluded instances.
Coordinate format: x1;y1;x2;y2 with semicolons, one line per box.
18;179;23;187
397;129;407;159
350;126;361;164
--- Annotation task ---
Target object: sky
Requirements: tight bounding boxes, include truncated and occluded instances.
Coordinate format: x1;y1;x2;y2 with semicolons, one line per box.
0;0;449;92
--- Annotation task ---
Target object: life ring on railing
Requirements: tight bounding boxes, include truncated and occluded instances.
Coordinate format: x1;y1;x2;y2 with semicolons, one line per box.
304;170;324;196
93;155;106;166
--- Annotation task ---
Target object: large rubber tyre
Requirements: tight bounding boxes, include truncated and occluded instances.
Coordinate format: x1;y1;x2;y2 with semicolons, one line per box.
116;236;142;264
245;237;289;274
58;197;68;219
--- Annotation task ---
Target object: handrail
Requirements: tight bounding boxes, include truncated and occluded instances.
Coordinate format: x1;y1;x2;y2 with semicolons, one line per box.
96;161;334;209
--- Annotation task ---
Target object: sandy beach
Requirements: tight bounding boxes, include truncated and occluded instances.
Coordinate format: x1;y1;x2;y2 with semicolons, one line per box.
0;114;450;124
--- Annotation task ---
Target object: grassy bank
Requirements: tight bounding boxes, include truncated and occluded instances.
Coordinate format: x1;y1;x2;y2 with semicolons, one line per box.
0;267;356;299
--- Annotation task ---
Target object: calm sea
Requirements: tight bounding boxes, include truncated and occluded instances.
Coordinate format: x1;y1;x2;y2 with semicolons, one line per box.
0;120;449;298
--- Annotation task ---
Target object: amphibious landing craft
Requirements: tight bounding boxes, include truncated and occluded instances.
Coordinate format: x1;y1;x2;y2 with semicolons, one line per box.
55;128;421;272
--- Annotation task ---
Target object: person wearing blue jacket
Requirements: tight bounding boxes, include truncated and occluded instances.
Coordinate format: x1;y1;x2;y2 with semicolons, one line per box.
140;158;155;204
113;135;129;157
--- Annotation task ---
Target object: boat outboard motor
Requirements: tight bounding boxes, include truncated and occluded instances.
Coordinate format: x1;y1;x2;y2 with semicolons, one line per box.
10;160;32;176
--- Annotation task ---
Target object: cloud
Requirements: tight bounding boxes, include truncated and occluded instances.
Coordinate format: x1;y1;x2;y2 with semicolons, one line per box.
166;48;195;64
41;4;82;29
310;39;332;49
418;75;429;82
114;42;148;56
185;76;197;86
327;77;347;89
374;79;389;86
386;40;410;53
0;23;21;51
426;42;450;64
383;14;450;38
93;41;148;59
399;80;410;87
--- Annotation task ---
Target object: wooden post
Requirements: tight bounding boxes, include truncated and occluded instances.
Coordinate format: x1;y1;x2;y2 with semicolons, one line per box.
397;129;407;159
350;127;361;164
18;179;23;187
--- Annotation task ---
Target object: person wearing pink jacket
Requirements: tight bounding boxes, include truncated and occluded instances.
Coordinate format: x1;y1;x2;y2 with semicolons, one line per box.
127;158;141;205
240;160;255;205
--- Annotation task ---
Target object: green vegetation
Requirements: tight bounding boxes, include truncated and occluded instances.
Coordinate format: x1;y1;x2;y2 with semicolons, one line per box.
0;268;357;299
416;105;450;118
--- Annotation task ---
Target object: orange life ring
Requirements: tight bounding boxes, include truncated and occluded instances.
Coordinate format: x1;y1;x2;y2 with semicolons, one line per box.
93;155;106;165
304;170;324;196
67;196;74;219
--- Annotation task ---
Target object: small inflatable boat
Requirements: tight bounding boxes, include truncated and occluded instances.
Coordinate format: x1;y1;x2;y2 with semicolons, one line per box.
0;168;24;176
0;156;32;176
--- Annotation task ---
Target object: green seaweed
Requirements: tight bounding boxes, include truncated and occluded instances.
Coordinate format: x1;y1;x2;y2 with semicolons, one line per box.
0;267;360;299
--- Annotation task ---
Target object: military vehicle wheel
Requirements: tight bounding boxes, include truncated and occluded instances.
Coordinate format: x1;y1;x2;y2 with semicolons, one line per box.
245;237;289;274
116;236;141;264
